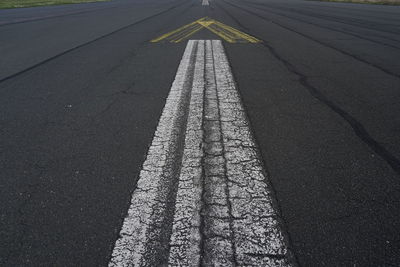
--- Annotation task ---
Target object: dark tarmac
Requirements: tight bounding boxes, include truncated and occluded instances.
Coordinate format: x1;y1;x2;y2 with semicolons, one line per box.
1;0;400;265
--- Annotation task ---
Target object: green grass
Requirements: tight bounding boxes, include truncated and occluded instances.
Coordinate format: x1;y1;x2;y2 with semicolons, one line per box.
310;0;400;5
0;0;109;9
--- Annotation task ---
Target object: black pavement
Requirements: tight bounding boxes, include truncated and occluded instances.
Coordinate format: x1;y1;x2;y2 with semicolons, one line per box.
1;0;400;265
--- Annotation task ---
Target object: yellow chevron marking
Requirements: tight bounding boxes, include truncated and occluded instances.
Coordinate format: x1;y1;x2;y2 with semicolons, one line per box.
150;17;261;43
197;21;213;27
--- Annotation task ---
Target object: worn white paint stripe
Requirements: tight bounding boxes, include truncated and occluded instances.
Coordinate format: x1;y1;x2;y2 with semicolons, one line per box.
109;40;293;266
108;41;197;267
212;40;291;265
168;40;205;266
201;40;235;266
202;0;209;5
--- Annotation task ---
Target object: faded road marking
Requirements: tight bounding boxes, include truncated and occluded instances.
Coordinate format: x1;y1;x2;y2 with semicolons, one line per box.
109;40;294;266
109;40;198;266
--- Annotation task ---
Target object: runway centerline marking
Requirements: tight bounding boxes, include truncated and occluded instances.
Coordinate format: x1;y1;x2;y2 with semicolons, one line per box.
109;40;293;266
150;17;261;43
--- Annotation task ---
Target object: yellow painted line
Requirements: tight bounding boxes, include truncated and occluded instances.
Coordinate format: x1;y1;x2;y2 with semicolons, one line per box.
213;20;260;43
197;20;213;27
169;23;200;42
150;19;200;43
201;24;236;43
172;24;204;43
210;24;240;41
151;17;261;43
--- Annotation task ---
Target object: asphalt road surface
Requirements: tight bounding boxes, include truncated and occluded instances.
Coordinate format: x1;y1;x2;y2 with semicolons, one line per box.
1;0;400;266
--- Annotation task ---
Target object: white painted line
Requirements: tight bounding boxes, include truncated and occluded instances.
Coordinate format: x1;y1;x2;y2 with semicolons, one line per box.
212;40;290;265
108;40;197;267
202;0;209;6
201;40;235;265
168;40;205;266
109;40;294;266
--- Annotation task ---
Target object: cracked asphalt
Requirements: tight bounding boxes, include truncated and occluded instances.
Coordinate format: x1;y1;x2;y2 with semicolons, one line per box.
1;0;400;266
109;40;293;266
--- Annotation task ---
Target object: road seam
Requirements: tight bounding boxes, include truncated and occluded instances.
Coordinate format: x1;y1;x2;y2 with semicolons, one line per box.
0;0;187;84
223;0;400;79
217;1;400;176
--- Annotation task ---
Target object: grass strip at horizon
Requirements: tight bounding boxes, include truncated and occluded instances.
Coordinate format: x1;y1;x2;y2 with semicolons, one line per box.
0;0;108;9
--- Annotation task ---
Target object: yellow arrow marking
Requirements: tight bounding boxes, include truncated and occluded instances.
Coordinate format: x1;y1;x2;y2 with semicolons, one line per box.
197;21;213;27
151;17;261;43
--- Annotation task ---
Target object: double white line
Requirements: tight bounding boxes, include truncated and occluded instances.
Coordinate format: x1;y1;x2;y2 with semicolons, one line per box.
109;40;294;266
